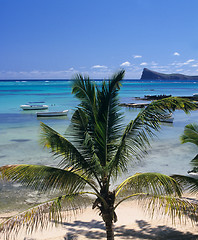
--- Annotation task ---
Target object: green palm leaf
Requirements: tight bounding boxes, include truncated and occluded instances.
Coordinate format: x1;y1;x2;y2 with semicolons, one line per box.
172;174;198;194
68;108;102;173
40;122;102;179
94;70;124;167
72;74;97;129
0;164;87;193
180;123;198;166
137;194;198;223
116;172;182;198
0;193;91;239
180;123;198;146
109;97;197;178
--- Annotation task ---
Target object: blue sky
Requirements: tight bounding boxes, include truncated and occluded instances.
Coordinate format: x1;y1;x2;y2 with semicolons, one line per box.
1;0;198;79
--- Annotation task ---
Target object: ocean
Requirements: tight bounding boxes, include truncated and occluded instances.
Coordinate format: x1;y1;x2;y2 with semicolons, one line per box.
0;79;198;211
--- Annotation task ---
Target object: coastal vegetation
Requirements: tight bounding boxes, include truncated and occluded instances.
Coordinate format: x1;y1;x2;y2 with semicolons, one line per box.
181;123;198;165
0;70;198;240
172;123;198;201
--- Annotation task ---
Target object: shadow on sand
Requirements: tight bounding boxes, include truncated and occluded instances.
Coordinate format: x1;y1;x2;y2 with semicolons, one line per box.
62;219;198;240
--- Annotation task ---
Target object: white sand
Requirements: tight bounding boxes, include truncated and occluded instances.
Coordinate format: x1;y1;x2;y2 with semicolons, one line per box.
0;197;197;240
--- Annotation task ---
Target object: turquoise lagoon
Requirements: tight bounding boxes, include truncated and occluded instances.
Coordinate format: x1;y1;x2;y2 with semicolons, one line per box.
0;79;198;211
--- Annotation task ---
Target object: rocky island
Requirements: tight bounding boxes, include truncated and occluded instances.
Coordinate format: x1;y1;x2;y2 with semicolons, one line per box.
141;68;198;80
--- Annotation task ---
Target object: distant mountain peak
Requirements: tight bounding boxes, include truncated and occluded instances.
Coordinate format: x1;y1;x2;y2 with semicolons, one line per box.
140;68;198;80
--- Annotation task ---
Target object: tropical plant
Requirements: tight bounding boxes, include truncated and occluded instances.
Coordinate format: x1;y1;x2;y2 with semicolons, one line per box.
180;123;198;166
0;70;198;240
171;123;198;208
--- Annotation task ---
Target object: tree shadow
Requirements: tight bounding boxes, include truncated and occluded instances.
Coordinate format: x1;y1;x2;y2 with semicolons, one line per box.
62;219;198;240
115;220;198;239
62;220;105;239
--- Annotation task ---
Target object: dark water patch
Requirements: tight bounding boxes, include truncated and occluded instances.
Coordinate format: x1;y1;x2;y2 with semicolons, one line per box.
0;89;37;92
0;113;37;125
10;139;31;142
0;155;6;158
25;92;68;96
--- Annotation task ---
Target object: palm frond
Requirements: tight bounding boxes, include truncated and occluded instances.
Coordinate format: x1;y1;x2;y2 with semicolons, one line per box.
68;108;101;171
172;174;198;194
70;71;125;171
116;172;182;197
72;74;97;125
191;154;198;166
180;123;198;146
144;195;198;223
109;97;197;178
115;193;198;224
72;74;96;107
94;70;125;166
0;164;87;193
40;122;84;168
0;193;91;240
40;122;102;177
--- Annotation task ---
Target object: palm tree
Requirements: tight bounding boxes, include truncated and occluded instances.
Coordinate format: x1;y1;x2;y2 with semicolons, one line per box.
180;123;198;165
171;123;198;211
0;70;198;240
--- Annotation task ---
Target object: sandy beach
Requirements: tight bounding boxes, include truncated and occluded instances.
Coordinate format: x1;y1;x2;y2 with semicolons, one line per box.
1;196;197;240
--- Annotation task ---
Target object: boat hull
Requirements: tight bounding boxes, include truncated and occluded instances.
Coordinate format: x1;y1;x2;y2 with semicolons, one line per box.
20;105;48;110
37;110;68;117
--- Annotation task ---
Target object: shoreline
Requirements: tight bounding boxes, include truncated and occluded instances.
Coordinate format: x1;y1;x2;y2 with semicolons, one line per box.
1;195;197;240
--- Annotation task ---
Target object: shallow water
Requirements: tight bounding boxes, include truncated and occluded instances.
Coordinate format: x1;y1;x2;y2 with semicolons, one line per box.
0;79;198;211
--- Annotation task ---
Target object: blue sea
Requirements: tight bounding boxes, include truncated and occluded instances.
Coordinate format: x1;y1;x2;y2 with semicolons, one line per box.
0;79;198;211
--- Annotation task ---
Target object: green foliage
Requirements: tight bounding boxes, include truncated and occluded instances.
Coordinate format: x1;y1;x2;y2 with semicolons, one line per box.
0;164;86;193
180;123;198;146
116;172;182;197
180;123;198;168
0;193;90;239
172;175;198;195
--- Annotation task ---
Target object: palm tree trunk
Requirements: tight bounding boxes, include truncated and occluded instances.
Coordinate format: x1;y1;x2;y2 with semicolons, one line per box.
103;213;114;240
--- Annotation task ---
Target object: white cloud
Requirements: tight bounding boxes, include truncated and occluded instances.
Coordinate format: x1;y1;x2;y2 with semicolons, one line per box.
140;62;148;66
186;59;195;63
192;64;198;67
173;52;180;56
91;65;108;69
170;59;195;68
120;61;131;67
133;55;142;59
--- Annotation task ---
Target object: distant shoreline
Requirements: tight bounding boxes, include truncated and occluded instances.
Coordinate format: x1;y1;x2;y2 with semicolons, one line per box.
1;79;198;82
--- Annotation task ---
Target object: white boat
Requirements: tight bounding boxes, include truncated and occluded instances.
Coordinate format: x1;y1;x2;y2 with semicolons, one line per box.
37;110;68;117
20;104;48;110
188;167;198;178
20;102;48;110
188;172;198;179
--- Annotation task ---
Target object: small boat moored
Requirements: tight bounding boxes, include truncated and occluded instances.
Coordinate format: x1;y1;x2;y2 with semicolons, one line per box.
20;102;48;110
188;167;198;178
37;110;68;117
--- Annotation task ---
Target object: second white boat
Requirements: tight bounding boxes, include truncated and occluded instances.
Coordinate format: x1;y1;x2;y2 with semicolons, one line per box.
37;110;68;117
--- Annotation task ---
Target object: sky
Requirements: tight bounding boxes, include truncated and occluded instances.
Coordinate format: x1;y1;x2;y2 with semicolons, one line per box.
1;0;198;79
